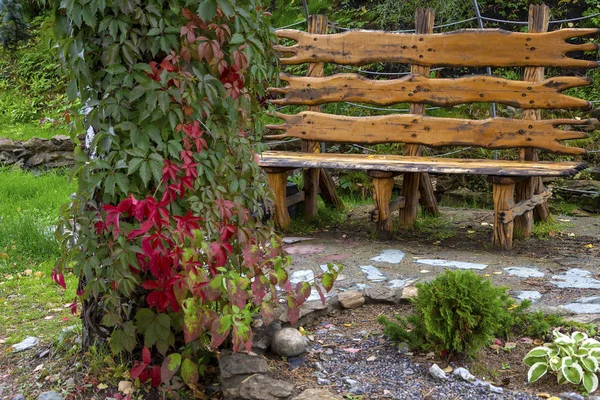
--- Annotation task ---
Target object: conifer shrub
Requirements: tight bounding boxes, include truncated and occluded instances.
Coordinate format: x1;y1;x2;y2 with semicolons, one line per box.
379;269;516;357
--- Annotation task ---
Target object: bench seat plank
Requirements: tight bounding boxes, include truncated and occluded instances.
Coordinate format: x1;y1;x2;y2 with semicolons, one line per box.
267;112;592;155
276;28;600;68
259;151;586;177
270;74;592;109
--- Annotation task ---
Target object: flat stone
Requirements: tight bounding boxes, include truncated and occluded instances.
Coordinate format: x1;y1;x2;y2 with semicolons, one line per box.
12;337;39;352
360;265;387;282
387;279;409;288
559;393;585;400
219;351;269;379
282;237;313;244
338;291;365;309
504;266;545;278
564;314;600;324
515;291;542;303
452;367;476;383
271;328;308;357
415;259;487;270
293;388;344;400
37;392;63;400
561;303;600;314
551;269;600;289
575;296;600;304
285;245;326;255
11;395;25;400
371;249;405;264
400;286;418;300
364;287;397;303
290;270;315;285
354;283;370;290
239;374;295;400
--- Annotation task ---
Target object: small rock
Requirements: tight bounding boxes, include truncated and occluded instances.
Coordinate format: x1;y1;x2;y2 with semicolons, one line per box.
429;363;447;380
37;391;63;400
338;291;365;309
474;380;503;394
559;393;585;400
271;328;307;357
452;367;476;382
64;377;75;387
36;349;51;358
371;249;405;264
11;395;25;400
404;368;414;375
364;287;396;303
314;362;325;371
293;388;344;400
400;286;418;300
317;378;332;385
219;350;269;379
325;348;334;355
344;378;359;386
12;337;39;352
360;265;387;282
397;342;410;354
239;374;295;400
287;356;304;370
387;279;410;289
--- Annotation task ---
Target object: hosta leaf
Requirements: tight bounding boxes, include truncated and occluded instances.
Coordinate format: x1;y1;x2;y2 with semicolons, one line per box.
524;347;552;358
562;356;574;368
524;355;547;367
527;362;548;383
583;356;599;373
562;363;584;385
572;331;588;342
549;357;561;372
582;339;600;349
583;370;599;393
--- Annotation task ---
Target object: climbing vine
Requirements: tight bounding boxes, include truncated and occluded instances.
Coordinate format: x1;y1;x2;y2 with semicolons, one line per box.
52;0;338;391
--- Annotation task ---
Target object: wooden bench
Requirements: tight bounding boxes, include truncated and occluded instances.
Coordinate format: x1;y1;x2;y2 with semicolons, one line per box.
260;5;599;250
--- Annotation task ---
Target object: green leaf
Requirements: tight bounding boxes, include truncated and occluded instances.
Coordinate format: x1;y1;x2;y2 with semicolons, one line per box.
197;0;217;21
583;370;599;393
161;353;182;384
216;0;234;16
562;363;584;385
181;358;199;385
139;161;151;186
527;362;548;383
524;346;551;358
583;356;599;373
230;33;245;46
128;158;144;175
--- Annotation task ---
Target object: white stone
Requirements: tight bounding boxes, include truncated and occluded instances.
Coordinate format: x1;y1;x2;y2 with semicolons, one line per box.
515;291;542;303
415;259;487;270
452;367;476;383
429;363;447;380
271;328;308;357
360;265;387;282
282;237;313;244
12;337;39;352
575;296;600;304
504;266;545;278
290;270;315;285
371;249;405;264
355;283;370;290
561;303;600;314
551;269;600;289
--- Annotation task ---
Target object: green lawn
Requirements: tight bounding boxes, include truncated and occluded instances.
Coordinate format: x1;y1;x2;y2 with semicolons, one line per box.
0;168;78;345
0;120;68;141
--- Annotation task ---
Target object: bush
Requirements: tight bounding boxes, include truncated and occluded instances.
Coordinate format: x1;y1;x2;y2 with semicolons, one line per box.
380;270;521;357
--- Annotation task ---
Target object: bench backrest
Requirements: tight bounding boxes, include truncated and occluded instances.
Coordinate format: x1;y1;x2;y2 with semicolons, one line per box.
266;8;600;156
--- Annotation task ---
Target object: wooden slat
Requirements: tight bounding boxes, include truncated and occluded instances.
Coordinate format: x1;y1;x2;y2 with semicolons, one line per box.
270;73;592;109
275;28;600;68
266;112;592;154
258;151;586;177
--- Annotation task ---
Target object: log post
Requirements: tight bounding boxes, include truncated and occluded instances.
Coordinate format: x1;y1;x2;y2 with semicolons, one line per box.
265;168;291;229
489;176;517;250
302;15;344;217
516;4;551;236
399;8;438;227
369;171;395;239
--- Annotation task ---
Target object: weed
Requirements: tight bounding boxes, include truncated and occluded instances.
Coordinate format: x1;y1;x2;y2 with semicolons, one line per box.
412;213;456;240
532;218;573;239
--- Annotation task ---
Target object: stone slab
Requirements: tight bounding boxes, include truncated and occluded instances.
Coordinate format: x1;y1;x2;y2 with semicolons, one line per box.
371;249;405;264
504;267;545;278
415;259;487;270
360;265;387;282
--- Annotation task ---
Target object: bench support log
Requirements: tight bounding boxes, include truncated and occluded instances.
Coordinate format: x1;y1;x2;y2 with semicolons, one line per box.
490;176;518;250
501;189;552;224
369;171;395;239
319;169;344;210
516;4;551;236
370;196;406;222
399;8;438;227
265;168;291;229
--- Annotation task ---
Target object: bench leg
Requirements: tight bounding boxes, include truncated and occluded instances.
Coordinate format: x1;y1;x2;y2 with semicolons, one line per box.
515;177;534;238
265;168;291;229
399;172;420;227
370;171;395;239
419;173;439;217
303;168;320;220
491;178;516;250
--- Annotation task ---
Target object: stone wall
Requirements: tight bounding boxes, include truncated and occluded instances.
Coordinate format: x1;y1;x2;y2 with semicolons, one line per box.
0;135;75;169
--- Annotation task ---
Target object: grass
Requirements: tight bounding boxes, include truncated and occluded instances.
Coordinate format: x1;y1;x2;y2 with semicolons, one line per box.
0;168;78;346
531;218;573;239
286;195;370;234
412;212;456;240
0;120;68;141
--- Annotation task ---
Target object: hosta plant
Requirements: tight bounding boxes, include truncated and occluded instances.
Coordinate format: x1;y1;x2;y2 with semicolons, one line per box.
524;330;600;393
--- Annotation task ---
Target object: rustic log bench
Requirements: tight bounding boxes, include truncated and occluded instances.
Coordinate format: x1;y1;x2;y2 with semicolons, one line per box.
260;5;599;250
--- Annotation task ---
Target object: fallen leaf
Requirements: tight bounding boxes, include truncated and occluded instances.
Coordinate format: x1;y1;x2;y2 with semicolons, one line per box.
344;323;352;327
44;316;54;320
533;339;544;346
367;356;377;362
419;270;430;274
118;380;133;394
97;383;108;390
34;363;44;372
493;271;502;275
467;230;475;234
489;344;501;351
536;394;550;399
481;222;489;226
519;337;533;344
567;232;575;237
484;274;491;277
442;366;453;373
0;253;8;259
23;269;32;276
503;342;517;350
585;244;594;249
34;271;43;278
342;348;360;353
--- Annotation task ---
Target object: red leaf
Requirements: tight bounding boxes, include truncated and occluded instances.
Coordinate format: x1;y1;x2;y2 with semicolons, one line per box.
130;363;147;380
142;346;151;365
150;365;162;388
210;318;230;349
342;348;361;353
